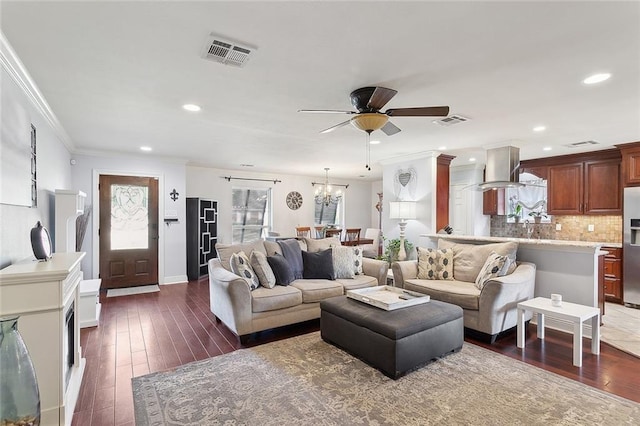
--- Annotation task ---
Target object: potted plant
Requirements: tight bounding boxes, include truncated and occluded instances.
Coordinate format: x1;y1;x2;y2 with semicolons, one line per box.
379;237;414;266
528;210;548;224
508;203;523;223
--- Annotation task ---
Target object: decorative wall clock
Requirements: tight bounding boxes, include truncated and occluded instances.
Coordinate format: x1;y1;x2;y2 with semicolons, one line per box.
286;191;303;210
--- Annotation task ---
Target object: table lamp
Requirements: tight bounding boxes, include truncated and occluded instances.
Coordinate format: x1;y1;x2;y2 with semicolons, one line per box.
389;201;417;261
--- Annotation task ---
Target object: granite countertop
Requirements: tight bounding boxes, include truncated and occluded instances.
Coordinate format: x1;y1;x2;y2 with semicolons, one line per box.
422;234;622;249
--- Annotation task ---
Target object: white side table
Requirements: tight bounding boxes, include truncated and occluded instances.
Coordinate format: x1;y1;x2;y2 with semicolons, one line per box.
517;297;600;367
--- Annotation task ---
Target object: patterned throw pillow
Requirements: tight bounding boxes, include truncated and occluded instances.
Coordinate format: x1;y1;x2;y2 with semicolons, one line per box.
230;251;260;290
331;246;355;279
475;251;508;290
417;247;454;280
352;246;364;275
250;250;276;289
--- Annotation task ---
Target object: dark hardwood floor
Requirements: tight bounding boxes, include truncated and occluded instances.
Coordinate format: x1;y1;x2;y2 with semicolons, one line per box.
73;278;640;426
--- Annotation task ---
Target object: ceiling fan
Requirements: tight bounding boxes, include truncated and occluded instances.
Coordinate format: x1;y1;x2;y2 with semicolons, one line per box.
299;86;450;136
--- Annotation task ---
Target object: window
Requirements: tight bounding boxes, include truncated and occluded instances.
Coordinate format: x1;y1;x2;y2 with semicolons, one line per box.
232;188;271;243
314;198;342;226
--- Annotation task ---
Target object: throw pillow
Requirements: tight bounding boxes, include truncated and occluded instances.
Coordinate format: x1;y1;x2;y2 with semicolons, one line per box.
498;254;518;277
475;251;508;290
302;249;335;280
331;246;355;279
352;246;364;275
438;239;518;283
250;250;276;289
229;251;260;290
417;247;454;280
266;253;295;286
303;237;342;253
277;239;304;279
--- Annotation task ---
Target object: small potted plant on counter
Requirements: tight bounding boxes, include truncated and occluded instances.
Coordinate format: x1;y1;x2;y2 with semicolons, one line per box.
508;204;523;224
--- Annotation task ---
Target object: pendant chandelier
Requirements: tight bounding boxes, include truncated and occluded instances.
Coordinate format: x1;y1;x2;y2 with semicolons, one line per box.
312;168;347;206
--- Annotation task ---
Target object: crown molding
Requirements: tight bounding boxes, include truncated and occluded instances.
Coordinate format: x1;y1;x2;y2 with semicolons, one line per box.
0;31;75;152
378;150;441;166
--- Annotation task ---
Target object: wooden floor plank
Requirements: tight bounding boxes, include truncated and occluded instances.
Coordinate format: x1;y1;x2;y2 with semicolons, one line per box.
75;279;640;425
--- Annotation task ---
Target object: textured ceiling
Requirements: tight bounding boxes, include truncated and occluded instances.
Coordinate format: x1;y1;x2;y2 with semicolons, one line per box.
1;1;639;179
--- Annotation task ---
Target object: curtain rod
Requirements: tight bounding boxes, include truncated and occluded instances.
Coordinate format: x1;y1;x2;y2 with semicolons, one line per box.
311;182;349;189
223;176;282;184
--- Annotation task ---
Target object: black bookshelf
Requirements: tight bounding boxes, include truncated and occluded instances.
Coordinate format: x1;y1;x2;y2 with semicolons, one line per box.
186;198;218;281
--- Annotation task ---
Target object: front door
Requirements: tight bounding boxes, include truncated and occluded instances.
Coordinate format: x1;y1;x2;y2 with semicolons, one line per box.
99;175;159;289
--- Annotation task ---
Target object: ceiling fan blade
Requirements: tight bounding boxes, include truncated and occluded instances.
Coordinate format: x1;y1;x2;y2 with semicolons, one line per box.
381;121;401;136
386;106;450;117
320;119;352;134
367;87;398;110
298;109;356;114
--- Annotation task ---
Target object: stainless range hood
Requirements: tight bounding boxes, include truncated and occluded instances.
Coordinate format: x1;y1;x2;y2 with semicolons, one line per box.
477;146;524;191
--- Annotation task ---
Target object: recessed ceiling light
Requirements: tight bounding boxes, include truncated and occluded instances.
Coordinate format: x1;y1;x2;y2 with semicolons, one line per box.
543;146;552;151
533;126;546;132
182;103;201;112
369;140;381;145
140;146;152;152
469;157;476;162
438;146;447;150
583;73;611;85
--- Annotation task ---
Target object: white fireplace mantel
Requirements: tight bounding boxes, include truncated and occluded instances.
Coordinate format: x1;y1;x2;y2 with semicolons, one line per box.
0;252;86;426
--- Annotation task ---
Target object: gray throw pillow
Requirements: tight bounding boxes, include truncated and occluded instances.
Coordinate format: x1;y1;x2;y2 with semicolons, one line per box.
331;246;355;279
229;251;260;290
267;253;295;286
302;249;335;280
250;250;276;289
278;239;304;279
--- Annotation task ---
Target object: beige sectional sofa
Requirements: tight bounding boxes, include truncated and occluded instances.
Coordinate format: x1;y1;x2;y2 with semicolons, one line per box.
392;239;536;342
209;237;388;342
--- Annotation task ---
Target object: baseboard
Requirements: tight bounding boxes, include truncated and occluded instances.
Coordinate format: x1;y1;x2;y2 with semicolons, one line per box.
531;316;594;339
163;275;188;285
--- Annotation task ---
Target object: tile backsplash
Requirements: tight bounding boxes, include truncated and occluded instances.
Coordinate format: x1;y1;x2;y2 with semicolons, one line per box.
490;215;622;243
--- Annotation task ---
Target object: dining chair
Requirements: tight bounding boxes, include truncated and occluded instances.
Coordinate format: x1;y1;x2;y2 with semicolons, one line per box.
295;226;311;238
314;226;325;239
345;228;361;244
325;228;342;239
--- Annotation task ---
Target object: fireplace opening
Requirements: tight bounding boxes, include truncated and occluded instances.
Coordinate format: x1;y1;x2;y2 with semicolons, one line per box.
64;302;75;388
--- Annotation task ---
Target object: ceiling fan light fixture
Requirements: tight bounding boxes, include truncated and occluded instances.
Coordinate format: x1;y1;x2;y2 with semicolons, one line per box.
350;113;388;132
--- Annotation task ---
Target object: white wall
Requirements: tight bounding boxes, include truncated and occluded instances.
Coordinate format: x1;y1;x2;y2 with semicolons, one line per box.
70;154;187;284
186;166;374;244
380;152;439;256
0;41;72;268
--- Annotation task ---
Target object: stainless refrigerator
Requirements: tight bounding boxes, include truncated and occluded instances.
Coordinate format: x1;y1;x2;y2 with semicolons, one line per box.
624;187;640;308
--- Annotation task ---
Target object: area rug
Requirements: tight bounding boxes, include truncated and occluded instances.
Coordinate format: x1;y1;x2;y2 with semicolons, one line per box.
106;284;159;298
132;332;640;425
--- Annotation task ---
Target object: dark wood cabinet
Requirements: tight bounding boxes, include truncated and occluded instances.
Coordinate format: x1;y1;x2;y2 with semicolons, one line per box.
548;162;583;215
186;198;218;281
584;160;622;214
520;165;548;180
603;246;623;303
617;141;640;187
482;188;505;215
436;154;455;231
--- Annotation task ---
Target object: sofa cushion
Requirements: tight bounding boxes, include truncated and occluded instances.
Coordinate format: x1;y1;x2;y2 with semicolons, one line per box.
267;254;295;286
250;250;276;289
290;279;343;303
278;239;304;279
437;240;518;283
304;237;342;253
216;241;266;272
336;274;378;292
251;285;303;313
475;252;507;290
331;246;355;279
229;251;260;290
404;279;481;310
417;247;453;280
302;249;335;280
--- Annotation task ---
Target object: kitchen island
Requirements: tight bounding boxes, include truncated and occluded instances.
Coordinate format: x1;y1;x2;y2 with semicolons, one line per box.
420;234;608;335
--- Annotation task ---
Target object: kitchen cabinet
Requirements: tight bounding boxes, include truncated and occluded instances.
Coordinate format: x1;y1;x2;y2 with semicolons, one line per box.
547;158;621;215
603;246;623;304
617;141;640;187
483;188;505;215
520;165;548;180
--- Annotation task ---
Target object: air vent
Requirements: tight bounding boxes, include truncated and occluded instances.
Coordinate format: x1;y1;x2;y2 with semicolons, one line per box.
201;33;256;68
563;140;600;148
433;114;470;127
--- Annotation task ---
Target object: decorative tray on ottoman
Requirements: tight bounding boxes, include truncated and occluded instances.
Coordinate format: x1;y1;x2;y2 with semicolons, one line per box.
347;286;430;311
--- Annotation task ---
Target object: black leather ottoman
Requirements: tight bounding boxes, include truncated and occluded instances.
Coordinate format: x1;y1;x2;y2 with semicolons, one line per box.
320;295;464;379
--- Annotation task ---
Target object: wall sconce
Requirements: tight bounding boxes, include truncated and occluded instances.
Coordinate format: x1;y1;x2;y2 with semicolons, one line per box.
389;201;417;261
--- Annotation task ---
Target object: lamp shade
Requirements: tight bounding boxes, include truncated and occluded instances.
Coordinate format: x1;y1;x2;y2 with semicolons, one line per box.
389;201;417;220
